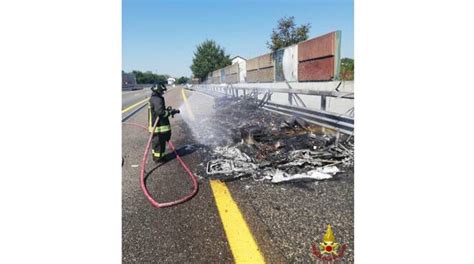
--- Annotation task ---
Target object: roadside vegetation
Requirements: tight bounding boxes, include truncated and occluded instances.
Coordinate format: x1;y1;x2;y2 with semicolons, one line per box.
267;16;311;51
122;71;168;84
176;76;190;84
190;40;232;81
341;58;354;80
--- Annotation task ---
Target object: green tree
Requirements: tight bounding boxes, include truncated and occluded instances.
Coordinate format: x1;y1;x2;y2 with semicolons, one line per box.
340;58;354;80
176;76;190;84
267;16;310;51
190;40;231;81
132;70;168;84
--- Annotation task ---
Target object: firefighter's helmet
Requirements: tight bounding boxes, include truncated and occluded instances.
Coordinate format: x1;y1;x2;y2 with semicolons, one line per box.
151;83;166;93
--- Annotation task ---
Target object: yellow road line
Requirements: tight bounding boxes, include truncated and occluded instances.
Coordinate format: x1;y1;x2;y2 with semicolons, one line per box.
210;180;265;264
122;97;149;113
180;88;196;121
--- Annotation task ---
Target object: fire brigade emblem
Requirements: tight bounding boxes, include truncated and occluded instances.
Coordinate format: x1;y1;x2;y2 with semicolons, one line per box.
311;224;348;262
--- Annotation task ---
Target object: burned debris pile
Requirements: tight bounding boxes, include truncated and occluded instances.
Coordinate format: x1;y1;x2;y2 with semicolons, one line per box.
195;97;354;183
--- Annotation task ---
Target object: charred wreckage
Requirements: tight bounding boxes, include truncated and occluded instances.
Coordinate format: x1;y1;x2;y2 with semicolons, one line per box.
191;96;354;183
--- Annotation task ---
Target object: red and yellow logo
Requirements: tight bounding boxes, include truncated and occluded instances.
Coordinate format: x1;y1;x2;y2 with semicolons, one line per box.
311;225;348;262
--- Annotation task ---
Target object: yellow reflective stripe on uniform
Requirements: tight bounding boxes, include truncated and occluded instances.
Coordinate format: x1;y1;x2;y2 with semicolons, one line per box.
155;125;171;132
151;150;163;157
148;125;171;133
148;102;152;129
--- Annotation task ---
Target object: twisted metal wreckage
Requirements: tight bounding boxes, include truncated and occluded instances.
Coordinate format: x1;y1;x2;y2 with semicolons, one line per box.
189;95;354;183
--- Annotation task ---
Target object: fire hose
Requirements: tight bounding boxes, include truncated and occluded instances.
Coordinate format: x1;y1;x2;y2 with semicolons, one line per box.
123;113;199;208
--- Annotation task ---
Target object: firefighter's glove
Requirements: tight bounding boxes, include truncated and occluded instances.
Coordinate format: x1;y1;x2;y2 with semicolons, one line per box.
170;109;180;118
165;106;180;118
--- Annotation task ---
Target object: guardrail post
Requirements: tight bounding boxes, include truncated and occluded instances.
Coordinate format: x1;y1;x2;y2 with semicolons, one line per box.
286;81;294;106
321;96;327;111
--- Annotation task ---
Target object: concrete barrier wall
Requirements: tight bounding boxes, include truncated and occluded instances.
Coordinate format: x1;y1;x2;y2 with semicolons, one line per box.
261;80;351;115
298;32;336;60
225;73;239;83
245;53;275;83
275;45;298;82
229;80;352;93
246;57;259;71
224;64;239;83
237;59;246;82
297;31;341;81
197;81;353;117
224;64;239;75
283;45;298;81
257;67;275;82
246;70;259;83
298;56;335;81
203;30;342;84
257;53;274;68
213;69;221;84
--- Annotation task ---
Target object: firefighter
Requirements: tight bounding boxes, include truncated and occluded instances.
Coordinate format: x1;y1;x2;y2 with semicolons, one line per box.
148;83;179;162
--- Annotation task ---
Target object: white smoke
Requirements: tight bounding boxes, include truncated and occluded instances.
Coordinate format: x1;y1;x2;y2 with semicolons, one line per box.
178;90;230;146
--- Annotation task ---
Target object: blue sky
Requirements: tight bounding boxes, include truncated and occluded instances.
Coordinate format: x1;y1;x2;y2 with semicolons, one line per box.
123;0;353;77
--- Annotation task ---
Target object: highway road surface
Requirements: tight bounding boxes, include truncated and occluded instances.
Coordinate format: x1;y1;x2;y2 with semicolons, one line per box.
122;89;151;109
122;86;354;263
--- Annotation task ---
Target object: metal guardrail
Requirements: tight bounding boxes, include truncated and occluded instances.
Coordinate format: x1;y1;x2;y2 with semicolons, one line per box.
195;84;353;98
191;84;354;135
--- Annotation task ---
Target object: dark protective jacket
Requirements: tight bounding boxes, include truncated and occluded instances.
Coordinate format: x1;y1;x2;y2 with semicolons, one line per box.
148;92;171;133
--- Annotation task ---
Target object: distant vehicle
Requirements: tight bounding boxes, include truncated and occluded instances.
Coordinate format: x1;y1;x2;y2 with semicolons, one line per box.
122;72;137;89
